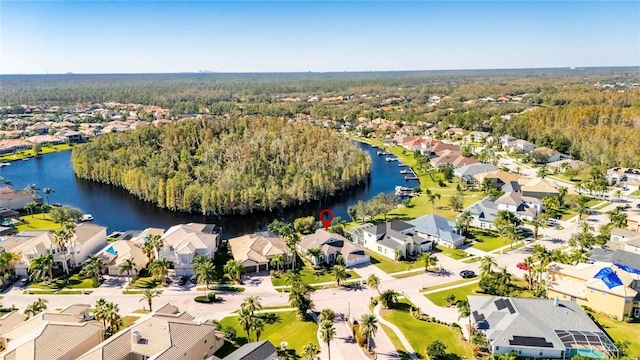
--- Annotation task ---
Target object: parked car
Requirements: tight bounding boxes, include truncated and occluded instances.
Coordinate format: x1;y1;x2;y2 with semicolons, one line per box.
635;203;640;209
516;262;530;271
459;270;476;278
190;276;198;285
178;276;188;286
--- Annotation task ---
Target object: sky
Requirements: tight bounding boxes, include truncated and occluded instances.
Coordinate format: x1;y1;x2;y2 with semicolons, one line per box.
1;1;639;74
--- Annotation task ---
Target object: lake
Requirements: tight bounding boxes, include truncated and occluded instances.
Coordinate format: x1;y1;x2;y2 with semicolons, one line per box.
0;142;418;238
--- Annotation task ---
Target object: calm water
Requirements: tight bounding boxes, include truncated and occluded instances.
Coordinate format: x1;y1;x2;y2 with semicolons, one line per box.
0;142;417;238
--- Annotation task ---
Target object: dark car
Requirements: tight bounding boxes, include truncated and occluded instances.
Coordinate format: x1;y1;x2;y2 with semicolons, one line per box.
460;270;476;278
178;276;188;286
636;204;640;209
190;276;198;285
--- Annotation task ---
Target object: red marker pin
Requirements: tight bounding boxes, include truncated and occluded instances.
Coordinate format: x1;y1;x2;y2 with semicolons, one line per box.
319;209;334;230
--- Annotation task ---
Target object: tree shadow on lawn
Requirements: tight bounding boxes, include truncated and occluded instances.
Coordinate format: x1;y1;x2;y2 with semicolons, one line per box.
258;312;281;324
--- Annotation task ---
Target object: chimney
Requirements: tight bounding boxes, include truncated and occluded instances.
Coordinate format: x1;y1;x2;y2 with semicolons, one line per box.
554;297;559;307
132;330;141;344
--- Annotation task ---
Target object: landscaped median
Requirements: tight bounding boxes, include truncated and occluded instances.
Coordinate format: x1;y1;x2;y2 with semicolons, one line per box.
379;299;472;359
270;267;361;287
24;289;93;295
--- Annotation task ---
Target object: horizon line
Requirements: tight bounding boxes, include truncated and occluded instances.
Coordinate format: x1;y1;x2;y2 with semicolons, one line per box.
2;65;639;76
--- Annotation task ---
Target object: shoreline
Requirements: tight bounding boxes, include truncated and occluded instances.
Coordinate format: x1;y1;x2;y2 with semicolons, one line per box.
0;143;75;163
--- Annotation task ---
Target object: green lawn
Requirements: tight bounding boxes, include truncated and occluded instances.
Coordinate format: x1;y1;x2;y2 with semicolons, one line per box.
219;311;319;355
469;229;507;252
462;257;481;264
380;323;412;360
425;282;483;307
369;252;422;274
0;144;74;162
122;315;140;328
589;313;640;358
271;266;360;287
30;274;97;290
592;201;612;210
420;279;477;293
381;300;472;359
434;245;470;260
130;277;160;289
16;214;62;232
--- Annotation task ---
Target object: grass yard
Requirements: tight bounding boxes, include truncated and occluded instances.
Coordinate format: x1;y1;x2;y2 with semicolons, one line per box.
16;214;62;232
592;201;612;210
369;252;422;274
380;323;412;360
0;144;74;162
469;229;507;252
589;313;640;358
122;315;140;328
434;245;470;260
425;282;483;307
219;311;319;355
130;277;161;289
462;257;481;264
30;273;97;290
271;266;360;287
420;278;477;293
381;300;472;359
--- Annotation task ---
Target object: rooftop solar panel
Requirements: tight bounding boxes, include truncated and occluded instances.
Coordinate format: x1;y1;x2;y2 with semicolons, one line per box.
509;336;554;348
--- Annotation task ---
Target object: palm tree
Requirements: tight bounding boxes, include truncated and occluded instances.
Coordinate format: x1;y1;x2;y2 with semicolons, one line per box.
118;258;137;285
241;296;263;315
359;313;379;351
251;317;265;342
531;214;548;239
82;255;104;283
366;274;381;294
575;202;589;221
284;232;301;270
40;204;51;219
456;211;472;235
500;223;520;249
238;308;253;341
270;253;284;272
378;289;399;309
457;299;472;340
104;301;123;336
480;255;497;275
142;240;155;261
301;342;320;360
43;187;55;205
23;201;36;216
306;248;322;266
24;298;48;319
29;253;54;282
224;259;243;284
149;258;171;285
0;251;20;277
418;252;438;272
139;289;159;312
53;222;76;274
319;320;336;360
523;256;535;289
284;270;302;288
319;308;335;322
24;183;40;195
332;265;348;286
94;298;108;329
194;258;216;294
607;206;628;228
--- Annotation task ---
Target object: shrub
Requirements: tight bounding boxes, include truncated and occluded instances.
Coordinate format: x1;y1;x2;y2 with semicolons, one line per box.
194;292;223;303
426;340;447;360
223;326;237;343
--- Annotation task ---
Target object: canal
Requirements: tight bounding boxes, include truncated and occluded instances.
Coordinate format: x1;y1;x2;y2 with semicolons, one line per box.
0;142;418;238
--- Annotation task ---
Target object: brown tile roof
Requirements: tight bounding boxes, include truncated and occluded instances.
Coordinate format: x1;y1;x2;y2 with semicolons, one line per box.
229;231;290;265
0;312;25;335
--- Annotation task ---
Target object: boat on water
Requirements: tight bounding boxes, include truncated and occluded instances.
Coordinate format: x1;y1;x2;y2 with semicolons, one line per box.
0;163;10;167
400;170;409;174
22;158;30;161
385;157;398;162
376;150;389;156
81;214;94;222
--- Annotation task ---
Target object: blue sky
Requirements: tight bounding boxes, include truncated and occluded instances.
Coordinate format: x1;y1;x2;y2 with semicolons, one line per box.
1;1;638;74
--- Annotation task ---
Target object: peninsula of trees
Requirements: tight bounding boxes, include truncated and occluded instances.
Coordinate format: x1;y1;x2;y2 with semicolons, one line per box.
71;117;371;214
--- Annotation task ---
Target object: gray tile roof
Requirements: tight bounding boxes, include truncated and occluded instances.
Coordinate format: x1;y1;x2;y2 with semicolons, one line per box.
469;296;607;352
465;198;499;223
454;163;499;177
589;248;640;269
408;214;464;244
224;340;277;360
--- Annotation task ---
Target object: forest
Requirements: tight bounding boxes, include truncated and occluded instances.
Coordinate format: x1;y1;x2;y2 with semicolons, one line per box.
71;117;371;215
3;67;640;167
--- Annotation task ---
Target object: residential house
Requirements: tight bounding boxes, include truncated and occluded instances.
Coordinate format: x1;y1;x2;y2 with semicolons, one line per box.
55;129;84;142
548;159;586;174
26;122;51;135
0;130;25;139
464;199;500;230
467;131;491;143
469;296;619;359
297;229;370;267
27;135;65;145
430;153;478;169
159;223;221;276
610;227;638;243
474;170;522;191
443;127;465;138
423;141;461;158
409;214;465;249
0;186;41;210
402;138;429;153
454;163;499;185
0;304;104;360
606;168;640;189
79;304;224;360
0;311;25;337
217;340;278;360
533;147;569;163
507;139;537;153
1;223;107;276
228;231;292;273
355;221;432;260
495;192;542;221
546;261;640;320
500;135;517;147
95;240;149;276
520;178;560;199
0;139;31;155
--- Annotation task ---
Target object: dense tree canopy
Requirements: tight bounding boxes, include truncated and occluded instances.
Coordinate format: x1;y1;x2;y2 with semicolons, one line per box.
71;117;371;215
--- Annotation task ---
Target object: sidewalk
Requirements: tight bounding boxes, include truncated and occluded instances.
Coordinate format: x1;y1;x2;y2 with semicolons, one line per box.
374;304;416;360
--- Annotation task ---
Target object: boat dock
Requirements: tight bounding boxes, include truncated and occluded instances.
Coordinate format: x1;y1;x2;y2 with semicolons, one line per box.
385;157;398;162
404;176;419;181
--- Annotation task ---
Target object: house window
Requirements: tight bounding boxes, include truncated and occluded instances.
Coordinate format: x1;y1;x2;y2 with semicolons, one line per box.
539;351;543;356
377;246;382;252
495;346;500;351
